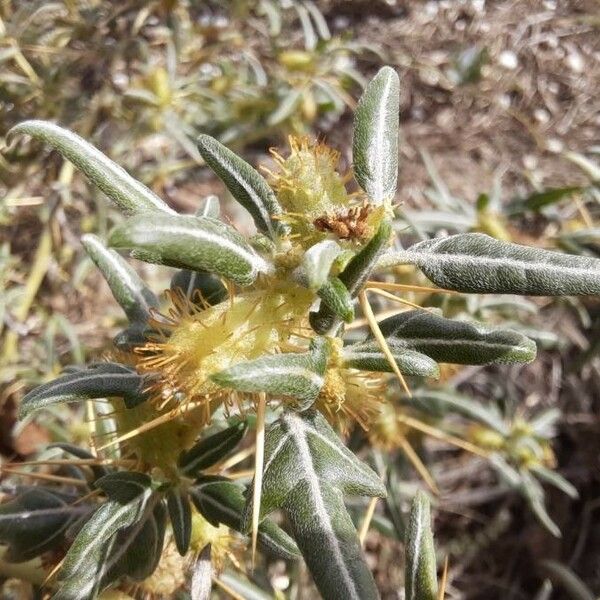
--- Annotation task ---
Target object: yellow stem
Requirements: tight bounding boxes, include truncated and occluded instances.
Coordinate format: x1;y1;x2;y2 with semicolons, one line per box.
358;497;379;547
358;291;412;397
396;434;439;495
366;281;459;295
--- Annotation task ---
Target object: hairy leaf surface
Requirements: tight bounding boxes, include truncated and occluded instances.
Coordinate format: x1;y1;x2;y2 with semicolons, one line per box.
243;410;386;600
353;67;400;203
9;121;174;215
110;213;272;286
20;363;148;418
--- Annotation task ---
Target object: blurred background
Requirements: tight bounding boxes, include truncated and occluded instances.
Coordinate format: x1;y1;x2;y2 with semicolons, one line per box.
1;1;599;598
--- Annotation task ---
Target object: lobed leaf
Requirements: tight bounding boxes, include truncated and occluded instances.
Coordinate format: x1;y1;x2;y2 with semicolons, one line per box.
405;491;438;600
353;67;400;204
20;363;149;418
9;121;174;215
82;234;159;325
211;337;329;411
381;233;600;295
242;410;385;600
197;134;285;238
109;213;272;286
359;310;537;365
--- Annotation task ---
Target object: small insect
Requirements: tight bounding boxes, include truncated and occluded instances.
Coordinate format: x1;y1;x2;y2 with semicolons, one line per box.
313;202;373;241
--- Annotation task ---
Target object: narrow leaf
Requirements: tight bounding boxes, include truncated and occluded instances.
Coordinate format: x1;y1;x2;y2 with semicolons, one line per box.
405;491;438;600
109;213;272;286
317;277;355;323
179;421;247;476
167;487;192;555
353;66;400;204
9;121;174;215
211;338;329;411
359;310;537;365
197;134;284;238
20;363;148;418
343;345;439;377
388;233;600;295
82;234;158;324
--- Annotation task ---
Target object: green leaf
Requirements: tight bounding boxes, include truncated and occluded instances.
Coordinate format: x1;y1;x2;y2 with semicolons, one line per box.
539;560;595;600
311;220;392;334
405;491;438;600
520;471;561;538
301;240;343;290
342;345;439;378
353;67;400;204
507;186;583;215
243;410;386;600
179;421;247;476
0;489;90;562
317;277;355;323
52;477;159;599
190;476;300;560
530;466;578;499
197;134;284;238
82;234;158;325
95;471;153;503
109;213;272;286
9;121;174;215
404;389;509;435
384;233;600;295
167;487;192;556
20;363;149;418
211;337;329;411
359;310;537;365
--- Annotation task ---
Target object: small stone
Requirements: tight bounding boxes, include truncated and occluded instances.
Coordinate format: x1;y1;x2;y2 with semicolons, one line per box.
546;138;564;153
566;52;584;73
499;50;518;70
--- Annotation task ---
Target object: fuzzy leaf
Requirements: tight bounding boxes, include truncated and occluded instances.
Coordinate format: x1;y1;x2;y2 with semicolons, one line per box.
109;213;272;286
9;121;174;215
342;345;439;377
82;234;158;324
197;134;284;238
190;476;300;560
95;471;153;503
243;410;386;600
353;67;400;204
0;489;90;562
385;233;600;295
179;421;247;476
530;466;578;499
52;476;160;599
167;487;192;556
311;220;392;334
302;240;343;290
359;310;537;365
20;363;149;418
211;338;329;411
317;277;355;323
405;491;438;600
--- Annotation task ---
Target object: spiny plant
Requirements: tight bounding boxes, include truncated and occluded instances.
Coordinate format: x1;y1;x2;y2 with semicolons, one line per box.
3;67;600;599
